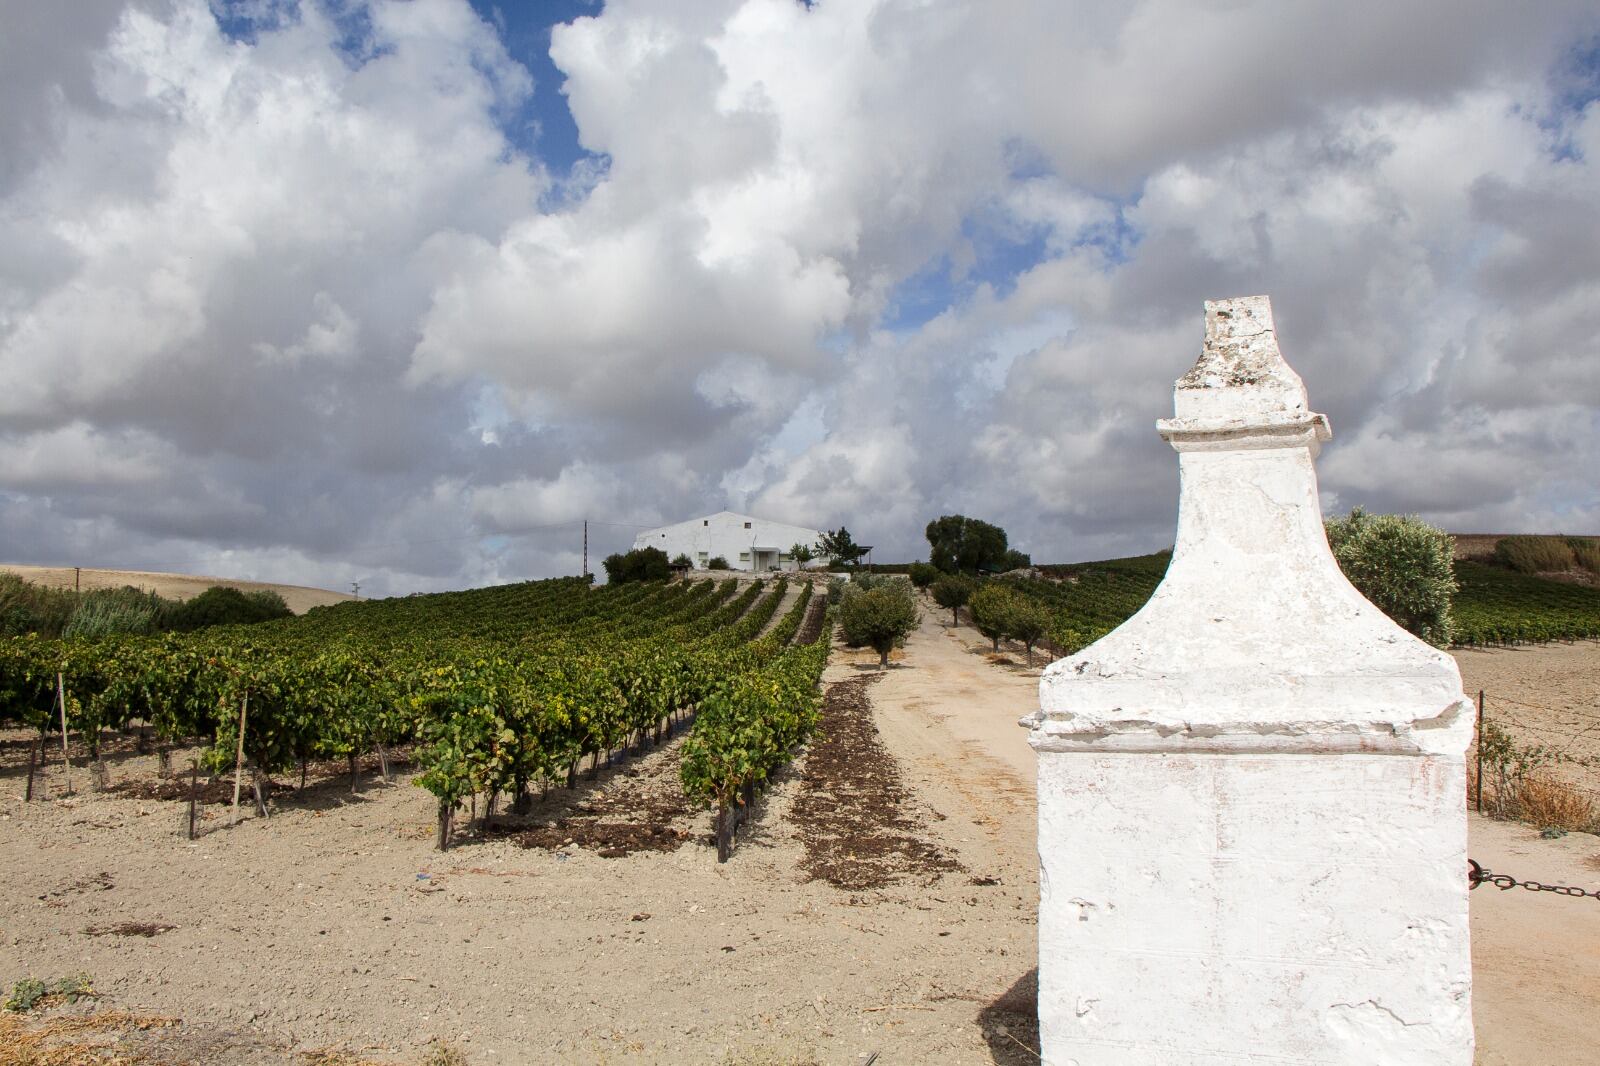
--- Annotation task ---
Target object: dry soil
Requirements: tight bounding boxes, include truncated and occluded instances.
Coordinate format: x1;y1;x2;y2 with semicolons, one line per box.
1;613;1596;1064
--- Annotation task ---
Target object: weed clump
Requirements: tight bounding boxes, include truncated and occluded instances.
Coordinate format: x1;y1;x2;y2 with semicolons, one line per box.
4;973;94;1013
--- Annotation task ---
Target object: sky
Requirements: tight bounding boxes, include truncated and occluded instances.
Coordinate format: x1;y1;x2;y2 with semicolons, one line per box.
1;0;1598;597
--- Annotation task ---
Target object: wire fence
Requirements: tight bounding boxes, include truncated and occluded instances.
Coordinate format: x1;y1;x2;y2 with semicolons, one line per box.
1473;689;1600;811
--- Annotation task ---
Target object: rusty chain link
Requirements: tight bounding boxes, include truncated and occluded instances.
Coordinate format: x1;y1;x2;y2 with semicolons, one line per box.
1469;859;1600;901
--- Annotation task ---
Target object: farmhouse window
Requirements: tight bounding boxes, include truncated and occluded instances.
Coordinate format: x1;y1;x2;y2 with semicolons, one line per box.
744;521;751;528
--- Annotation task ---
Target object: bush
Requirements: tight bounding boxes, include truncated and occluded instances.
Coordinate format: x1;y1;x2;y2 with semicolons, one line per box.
63;594;158;637
602;547;671;584
707;556;731;570
907;562;940;588
0;573;76;637
1325;509;1455;646
671;553;693;568
1495;535;1577;574
1001;549;1032;571
163;586;294;631
1567;538;1600;574
839;581;918;669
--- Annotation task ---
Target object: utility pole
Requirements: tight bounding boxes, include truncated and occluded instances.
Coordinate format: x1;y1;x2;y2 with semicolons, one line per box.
74;567;80;593
583;520;589;579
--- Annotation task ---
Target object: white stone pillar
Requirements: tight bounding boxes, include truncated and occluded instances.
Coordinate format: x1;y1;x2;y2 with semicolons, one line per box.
1025;296;1473;1065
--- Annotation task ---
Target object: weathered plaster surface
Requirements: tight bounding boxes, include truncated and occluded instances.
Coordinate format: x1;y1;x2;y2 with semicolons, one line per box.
1027;296;1473;1064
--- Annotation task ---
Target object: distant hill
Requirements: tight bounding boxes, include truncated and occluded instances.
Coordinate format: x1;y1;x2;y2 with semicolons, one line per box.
0;565;354;616
1451;533;1599;561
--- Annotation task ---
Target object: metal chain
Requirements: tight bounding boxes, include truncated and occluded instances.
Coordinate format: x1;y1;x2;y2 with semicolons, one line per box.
1469;859;1600;901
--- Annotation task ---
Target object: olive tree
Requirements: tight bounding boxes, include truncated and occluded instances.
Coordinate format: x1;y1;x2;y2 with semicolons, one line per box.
969;584;1017;652
1324;508;1455;647
839;581;919;669
930;576;975;626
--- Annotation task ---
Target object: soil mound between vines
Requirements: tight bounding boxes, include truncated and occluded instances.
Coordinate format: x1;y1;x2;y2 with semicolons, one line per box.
792;673;962;891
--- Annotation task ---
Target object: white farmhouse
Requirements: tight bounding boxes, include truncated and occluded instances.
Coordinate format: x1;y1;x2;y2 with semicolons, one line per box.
632;511;826;573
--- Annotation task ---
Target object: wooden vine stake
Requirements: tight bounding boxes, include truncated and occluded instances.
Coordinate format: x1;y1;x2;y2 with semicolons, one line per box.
56;672;72;795
187;759;200;840
25;734;40;802
231;691;249;820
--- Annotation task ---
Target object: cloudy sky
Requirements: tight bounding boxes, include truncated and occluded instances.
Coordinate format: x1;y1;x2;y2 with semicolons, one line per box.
2;0;1597;596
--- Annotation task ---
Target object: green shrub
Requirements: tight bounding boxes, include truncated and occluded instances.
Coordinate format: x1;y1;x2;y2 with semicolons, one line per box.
1567;538;1600;574
1325;509;1456;646
839;581;918;669
671;553;693;568
4;973;93;1012
602;547;671;584
162;586;294;631
707;556;731;570
64;592;159;637
907;562;941;588
1494;535;1576;574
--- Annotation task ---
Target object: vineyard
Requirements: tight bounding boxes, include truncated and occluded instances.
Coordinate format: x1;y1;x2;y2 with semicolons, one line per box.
0;573;831;858
1008;551;1600;652
1452;561;1600;646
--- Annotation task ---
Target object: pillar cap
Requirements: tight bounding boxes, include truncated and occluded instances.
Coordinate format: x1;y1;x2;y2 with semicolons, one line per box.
1028;295;1470;756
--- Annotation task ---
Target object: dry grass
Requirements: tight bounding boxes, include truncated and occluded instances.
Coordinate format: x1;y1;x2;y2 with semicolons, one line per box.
0;1011;179;1066
1475;770;1600;834
1506;773;1600;833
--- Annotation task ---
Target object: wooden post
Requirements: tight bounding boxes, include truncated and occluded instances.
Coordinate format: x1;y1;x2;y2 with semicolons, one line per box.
348;752;359;795
1476;690;1485;814
377;741;392;784
187;759;199;840
231;691;249;818
25;734;39;802
56;673;72;794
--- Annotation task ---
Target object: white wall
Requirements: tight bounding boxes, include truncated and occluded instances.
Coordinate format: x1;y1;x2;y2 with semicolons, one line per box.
632;511;824;572
1026;297;1473;1064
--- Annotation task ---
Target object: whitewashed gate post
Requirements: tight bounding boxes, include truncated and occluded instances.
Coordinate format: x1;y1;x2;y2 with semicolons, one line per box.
1024;296;1473;1064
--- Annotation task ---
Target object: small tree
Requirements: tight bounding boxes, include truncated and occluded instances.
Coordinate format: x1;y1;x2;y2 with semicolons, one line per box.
816;527;869;568
907;562;940;588
1005;594;1051;666
969;584;1017;652
1325;508;1455;646
670;553;693;568
839;582;918;669
930;576;974;626
707;556;731;570
789;542;816;570
1001;549;1032;572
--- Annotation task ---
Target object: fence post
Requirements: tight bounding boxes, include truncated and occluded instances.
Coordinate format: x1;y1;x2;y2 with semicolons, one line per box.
1476;689;1485;813
1024;296;1474;1064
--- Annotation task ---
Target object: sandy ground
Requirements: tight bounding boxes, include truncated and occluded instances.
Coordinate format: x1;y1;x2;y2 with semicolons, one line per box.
1;607;1597;1063
1456;639;1600;770
1;565;355;615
